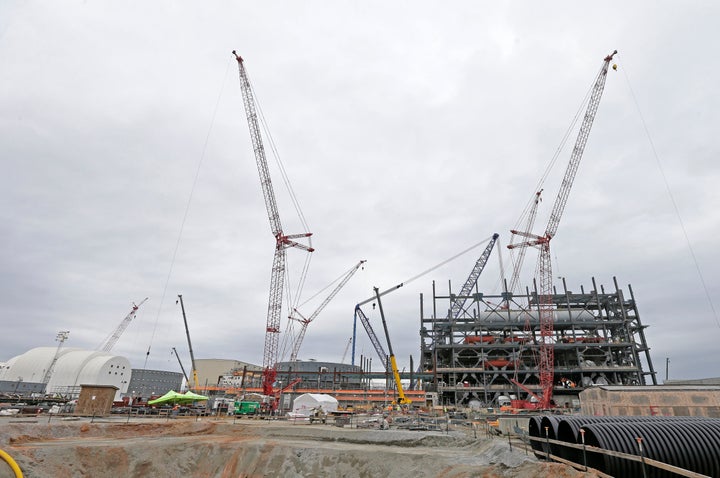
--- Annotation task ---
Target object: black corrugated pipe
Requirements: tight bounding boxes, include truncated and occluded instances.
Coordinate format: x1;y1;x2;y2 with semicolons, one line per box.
539;415;564;457
583;421;720;478
527;416;545;457
555;415;719;464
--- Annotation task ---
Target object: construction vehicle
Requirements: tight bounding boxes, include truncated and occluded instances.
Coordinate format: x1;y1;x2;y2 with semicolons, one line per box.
289;260;365;362
99;298;148;352
233;51;314;397
507;50;617;409
309;406;327;424
176;294;199;390
373;287;412;405
234;400;261;416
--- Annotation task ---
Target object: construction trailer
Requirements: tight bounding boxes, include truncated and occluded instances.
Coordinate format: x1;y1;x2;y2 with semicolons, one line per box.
419;276;658;408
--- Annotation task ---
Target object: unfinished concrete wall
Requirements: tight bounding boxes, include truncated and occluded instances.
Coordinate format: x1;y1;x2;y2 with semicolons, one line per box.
580;385;720;417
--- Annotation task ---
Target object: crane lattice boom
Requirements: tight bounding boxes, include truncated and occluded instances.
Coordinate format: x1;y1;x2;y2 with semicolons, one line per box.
100;298;148;353
234;52;314;396
545;51;617;240
354;305;388;366
508;50;616;408
289;260;366;361
449;233;499;320
507;191;542;296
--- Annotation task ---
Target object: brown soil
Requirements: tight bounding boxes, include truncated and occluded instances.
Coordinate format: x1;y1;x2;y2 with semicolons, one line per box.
0;417;602;478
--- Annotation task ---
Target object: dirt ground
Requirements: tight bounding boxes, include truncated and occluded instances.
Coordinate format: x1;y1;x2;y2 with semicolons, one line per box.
0;416;602;478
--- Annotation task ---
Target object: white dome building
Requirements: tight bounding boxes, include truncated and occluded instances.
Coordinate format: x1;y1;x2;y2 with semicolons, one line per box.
0;347;131;399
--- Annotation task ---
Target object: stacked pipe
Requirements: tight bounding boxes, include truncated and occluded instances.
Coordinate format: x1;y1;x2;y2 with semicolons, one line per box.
528;415;720;477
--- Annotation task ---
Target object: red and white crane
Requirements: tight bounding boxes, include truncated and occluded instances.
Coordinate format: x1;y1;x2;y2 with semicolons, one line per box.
234;52;314;396
289;260;366;362
508;50;617;408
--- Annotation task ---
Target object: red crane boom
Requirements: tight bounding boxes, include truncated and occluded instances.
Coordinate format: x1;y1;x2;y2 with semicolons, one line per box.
508;50;616;408
233;51;314;396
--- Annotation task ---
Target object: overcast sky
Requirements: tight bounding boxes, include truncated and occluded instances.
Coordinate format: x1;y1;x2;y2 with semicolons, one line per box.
1;2;718;384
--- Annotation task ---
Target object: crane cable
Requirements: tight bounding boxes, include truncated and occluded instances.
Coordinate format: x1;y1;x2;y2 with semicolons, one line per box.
621;60;720;331
143;57;234;369
511;66;602;233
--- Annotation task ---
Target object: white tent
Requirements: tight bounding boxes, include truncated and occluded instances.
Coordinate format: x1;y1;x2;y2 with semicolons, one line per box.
291;393;338;416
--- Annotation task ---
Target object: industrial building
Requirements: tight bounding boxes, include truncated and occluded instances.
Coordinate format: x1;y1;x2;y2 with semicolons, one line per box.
126;369;183;401
420;276;657;407
275;360;363;390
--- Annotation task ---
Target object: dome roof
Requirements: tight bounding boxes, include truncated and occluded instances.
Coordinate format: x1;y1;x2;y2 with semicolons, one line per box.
0;347;131;397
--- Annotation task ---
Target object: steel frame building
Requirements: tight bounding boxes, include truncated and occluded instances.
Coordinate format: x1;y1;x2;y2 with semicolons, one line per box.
420;277;657;407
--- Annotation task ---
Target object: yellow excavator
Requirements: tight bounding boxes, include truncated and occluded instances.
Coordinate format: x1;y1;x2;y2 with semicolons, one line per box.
373;287;412;406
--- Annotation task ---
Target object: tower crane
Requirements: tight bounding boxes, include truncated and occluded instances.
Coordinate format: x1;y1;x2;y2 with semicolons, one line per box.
448;233;499;320
289;260;365;362
508;50;617;409
176;294;199;390
99;298;148;352
233;52;314;396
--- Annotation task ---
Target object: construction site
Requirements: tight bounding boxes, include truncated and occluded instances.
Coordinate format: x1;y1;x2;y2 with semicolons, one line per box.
2;44;720;478
420;275;657;409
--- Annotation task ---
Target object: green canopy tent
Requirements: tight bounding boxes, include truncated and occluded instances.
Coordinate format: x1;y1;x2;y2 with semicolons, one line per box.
182;391;209;402
147;390;209;406
147;390;186;406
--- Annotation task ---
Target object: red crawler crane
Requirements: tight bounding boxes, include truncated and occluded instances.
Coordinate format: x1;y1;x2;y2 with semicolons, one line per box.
234;52;314;397
508;50;617;409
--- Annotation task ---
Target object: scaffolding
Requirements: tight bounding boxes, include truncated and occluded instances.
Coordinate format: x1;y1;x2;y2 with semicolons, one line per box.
420;276;657;407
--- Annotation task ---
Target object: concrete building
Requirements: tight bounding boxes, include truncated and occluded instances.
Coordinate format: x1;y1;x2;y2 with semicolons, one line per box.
0;347;131;400
195;358;263;389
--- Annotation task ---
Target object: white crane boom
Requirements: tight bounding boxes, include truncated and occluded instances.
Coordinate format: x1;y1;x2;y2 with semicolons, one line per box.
100;298;148;353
